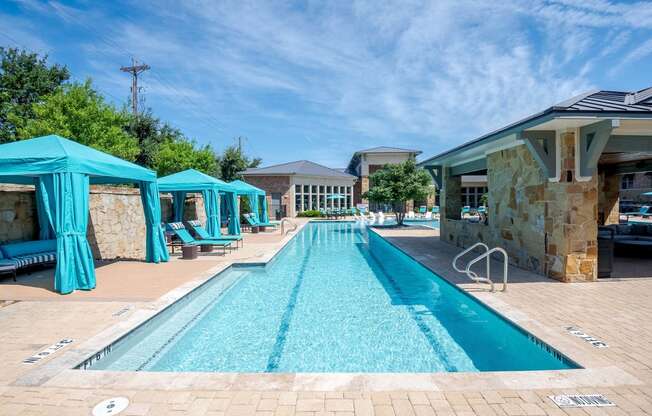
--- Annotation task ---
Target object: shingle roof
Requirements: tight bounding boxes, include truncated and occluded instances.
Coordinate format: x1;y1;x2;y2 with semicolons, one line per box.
243;160;357;179
355;146;422;155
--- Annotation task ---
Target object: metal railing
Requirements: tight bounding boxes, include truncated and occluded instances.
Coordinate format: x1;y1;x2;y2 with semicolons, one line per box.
280;218;297;235
452;242;508;292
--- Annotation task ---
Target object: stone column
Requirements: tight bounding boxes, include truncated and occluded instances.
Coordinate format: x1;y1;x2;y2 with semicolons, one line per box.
598;171;620;225
441;168;462;221
544;131;598;282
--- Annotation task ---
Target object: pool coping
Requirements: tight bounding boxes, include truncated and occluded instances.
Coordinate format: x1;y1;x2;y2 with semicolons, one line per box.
13;221;642;392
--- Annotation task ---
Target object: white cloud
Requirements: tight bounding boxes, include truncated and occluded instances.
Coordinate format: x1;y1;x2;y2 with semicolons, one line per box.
3;0;652;164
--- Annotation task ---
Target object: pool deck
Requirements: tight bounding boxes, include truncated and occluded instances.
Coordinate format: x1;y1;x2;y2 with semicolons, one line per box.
1;221;651;415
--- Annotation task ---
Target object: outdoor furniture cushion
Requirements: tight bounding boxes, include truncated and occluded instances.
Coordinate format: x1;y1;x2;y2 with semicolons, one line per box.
11;252;57;268
1;239;56;258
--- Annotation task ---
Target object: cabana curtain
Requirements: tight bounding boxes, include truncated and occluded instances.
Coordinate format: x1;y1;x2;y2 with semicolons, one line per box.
35;184;55;240
172;191;187;222
140;181;170;263
202;188;221;238
225;191;241;235
38;173;96;294
261;196;269;222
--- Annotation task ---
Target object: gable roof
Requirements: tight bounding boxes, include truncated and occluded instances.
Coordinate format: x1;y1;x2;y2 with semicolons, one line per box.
419;87;652;167
0;135;156;185
243;160;356;179
354;146;421;155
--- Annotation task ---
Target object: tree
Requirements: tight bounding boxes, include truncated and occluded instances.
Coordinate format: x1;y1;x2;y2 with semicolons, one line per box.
153;137;218;177
218;142;262;182
18;80;140;160
362;159;431;225
0;47;69;143
125;110;163;167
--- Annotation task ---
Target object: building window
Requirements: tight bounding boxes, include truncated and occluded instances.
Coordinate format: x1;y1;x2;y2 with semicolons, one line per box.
295;194;301;213
295;184;301;193
461;186;487;208
621;174;634;190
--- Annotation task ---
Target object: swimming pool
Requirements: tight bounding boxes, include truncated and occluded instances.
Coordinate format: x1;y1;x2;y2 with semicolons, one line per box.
85;221;577;373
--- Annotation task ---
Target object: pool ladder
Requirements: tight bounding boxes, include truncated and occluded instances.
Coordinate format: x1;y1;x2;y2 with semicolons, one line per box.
452;242;508;292
281;218;298;235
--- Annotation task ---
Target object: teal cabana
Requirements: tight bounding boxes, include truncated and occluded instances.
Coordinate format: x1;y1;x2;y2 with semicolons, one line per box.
229;179;269;222
158;169;241;237
0;135;169;294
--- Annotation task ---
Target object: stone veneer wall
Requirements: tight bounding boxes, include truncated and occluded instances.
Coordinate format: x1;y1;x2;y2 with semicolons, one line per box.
0;185;206;261
441;131;598;282
598;171;620;225
441;145;546;274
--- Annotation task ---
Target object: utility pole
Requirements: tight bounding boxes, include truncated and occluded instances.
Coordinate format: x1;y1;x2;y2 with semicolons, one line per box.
120;58;150;116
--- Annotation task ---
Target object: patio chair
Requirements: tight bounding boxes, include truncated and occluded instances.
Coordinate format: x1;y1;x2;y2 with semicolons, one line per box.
249;212;279;228
186;220;242;248
166;222;232;255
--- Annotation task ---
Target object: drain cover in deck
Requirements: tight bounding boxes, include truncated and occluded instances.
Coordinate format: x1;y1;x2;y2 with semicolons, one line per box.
549;394;615;408
92;397;129;416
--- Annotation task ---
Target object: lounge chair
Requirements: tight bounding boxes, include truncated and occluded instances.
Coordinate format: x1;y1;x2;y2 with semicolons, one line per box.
407;211;415;219
368;212;376;224
628;206;652;219
166;222;232;255
431;206;440;219
186;220;242;248
425;211;433;220
245;213;279;230
461;206;471;217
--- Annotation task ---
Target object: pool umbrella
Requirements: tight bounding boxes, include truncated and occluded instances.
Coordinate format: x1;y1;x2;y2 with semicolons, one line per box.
327;194;345;200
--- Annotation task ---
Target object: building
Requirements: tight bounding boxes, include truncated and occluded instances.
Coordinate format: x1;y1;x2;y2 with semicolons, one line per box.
346;146;421;210
419;87;652;283
243;160;357;218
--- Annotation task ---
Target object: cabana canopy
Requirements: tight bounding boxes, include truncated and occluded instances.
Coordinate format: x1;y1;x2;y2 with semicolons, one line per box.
0;135;169;294
229;179;269;222
158;169;235;193
158;169;240;237
229;179;265;195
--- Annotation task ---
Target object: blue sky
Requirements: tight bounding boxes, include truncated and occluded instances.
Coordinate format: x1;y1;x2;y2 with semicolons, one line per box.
1;0;651;168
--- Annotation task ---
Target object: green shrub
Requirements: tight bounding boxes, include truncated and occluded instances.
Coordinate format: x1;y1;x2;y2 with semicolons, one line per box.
297;210;323;218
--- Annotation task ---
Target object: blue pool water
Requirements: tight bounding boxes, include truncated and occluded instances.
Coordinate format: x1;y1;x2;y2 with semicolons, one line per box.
88;222;576;373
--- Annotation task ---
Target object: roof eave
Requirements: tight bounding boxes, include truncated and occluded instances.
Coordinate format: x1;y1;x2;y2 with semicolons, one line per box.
418;108;652;167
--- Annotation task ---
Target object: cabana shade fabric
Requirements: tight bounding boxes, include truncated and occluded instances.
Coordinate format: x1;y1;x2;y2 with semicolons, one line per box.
158;169;234;192
202;189;221;237
157;169;239;239
0;135;156;184
38;172;96;293
229;179;265;195
0;135;169;294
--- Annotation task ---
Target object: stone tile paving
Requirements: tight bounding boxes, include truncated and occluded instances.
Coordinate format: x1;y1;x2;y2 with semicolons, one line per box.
1;224;651;415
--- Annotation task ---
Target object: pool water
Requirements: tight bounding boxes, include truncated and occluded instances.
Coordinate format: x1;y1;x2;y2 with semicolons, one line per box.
89;222;576;373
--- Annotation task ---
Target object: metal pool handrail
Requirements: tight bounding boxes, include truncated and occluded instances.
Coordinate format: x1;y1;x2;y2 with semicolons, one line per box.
281;218;297;235
452;242;509;292
452;242;489;273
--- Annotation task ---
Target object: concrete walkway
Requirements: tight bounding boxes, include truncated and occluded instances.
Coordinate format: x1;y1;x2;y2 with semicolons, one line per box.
0;222;651;415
